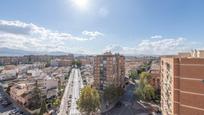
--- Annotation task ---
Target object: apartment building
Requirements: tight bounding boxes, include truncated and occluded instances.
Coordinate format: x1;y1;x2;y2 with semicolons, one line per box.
125;60;144;76
76;56;95;66
161;50;204;115
93;52;125;90
149;61;160;90
0;54;74;65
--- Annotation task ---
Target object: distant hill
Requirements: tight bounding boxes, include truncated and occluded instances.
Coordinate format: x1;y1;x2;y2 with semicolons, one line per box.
0;47;73;56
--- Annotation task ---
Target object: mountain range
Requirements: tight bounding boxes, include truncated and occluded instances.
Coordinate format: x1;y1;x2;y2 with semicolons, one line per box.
0;47;73;56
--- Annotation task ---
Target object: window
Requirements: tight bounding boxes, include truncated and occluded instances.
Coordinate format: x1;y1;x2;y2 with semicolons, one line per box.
103;60;107;64
166;63;171;71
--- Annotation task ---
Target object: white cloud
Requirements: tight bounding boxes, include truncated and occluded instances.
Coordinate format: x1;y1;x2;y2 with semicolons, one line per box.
103;44;124;53
82;30;104;39
0;20;103;53
103;36;197;55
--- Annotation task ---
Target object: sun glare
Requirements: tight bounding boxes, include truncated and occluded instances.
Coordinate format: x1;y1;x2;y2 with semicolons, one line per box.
71;0;89;10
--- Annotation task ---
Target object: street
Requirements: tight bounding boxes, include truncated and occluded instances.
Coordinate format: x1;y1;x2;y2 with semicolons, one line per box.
58;69;75;115
69;69;83;115
58;68;83;115
0;102;13;115
102;83;149;115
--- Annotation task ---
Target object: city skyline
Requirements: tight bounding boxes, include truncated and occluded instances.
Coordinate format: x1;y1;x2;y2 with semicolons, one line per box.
0;0;204;55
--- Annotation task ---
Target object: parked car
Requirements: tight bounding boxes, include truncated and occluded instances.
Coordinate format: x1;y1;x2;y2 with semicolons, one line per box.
2;100;12;107
9;109;18;115
9;108;23;115
115;101;122;108
0;97;4;102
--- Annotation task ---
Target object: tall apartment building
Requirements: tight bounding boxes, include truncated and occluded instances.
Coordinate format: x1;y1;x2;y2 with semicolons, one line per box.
161;50;204;115
94;52;125;90
149;61;160;90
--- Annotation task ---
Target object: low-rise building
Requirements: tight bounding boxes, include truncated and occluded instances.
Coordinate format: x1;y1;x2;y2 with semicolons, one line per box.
0;67;17;81
10;83;32;106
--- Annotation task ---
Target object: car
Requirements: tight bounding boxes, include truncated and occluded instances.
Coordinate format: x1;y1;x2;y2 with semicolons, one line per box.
2;101;12;107
0;97;4;102
15;113;23;115
16;111;24;115
9;109;19;115
10;108;23;114
68;100;71;104
115;101;122;108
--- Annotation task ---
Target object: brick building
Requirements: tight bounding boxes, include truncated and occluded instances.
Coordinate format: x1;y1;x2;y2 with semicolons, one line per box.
161;50;204;115
149;61;160;90
93;52;125;90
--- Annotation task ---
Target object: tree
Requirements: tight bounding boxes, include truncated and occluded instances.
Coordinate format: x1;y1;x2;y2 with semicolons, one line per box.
135;72;155;101
140;72;151;86
128;70;138;80
52;98;60;107
103;85;124;103
72;60;82;68
77;86;100;115
143;84;155;101
39;99;48;115
28;81;42;110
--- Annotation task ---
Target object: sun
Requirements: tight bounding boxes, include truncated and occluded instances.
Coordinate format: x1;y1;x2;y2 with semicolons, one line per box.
71;0;89;10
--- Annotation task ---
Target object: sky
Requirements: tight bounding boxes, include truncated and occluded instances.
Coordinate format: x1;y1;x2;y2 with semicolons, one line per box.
0;0;204;55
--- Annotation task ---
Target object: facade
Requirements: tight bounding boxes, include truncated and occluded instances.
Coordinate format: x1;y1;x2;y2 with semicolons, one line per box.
0;66;17;81
36;76;59;98
76;56;95;66
10;83;32;106
93;52;125;90
125;60;143;76
149;61;160;90
50;59;73;67
161;50;204;115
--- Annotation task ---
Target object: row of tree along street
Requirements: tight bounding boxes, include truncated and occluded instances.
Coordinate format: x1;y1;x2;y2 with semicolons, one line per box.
128;60;161;113
76;85;124;115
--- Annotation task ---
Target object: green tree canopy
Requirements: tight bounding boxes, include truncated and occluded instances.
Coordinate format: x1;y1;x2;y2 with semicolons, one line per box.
28;80;42;110
103;85;124;103
143;84;155;101
77;86;100;115
136;72;155;101
52;98;60;107
128;70;138;80
140;72;151;86
39;99;47;115
72;60;82;68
